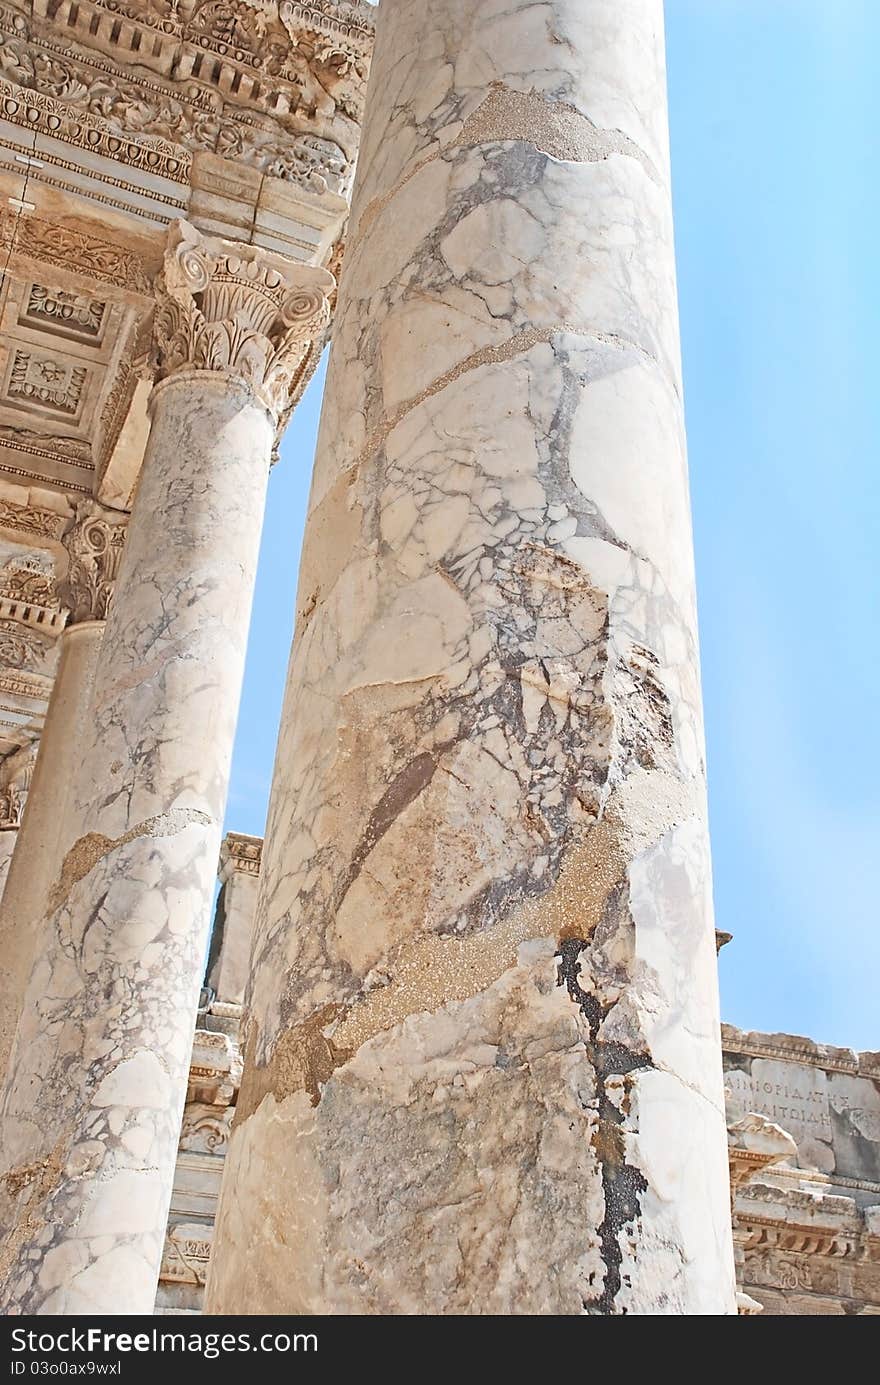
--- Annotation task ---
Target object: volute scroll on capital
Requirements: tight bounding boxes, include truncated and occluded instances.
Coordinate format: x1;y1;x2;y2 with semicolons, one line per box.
152;221;335;425
60;501;128;627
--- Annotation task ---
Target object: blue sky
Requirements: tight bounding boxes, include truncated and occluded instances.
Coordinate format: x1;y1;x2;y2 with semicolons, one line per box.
226;1;878;1052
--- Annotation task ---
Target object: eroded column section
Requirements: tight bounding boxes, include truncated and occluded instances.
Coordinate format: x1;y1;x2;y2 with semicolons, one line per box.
0;222;331;1315
0;502;125;1085
208;0;736;1315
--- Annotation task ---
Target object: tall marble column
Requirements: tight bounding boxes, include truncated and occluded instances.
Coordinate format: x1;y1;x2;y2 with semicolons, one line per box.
208;0;736;1316
0;503;125;1085
0;221;332;1315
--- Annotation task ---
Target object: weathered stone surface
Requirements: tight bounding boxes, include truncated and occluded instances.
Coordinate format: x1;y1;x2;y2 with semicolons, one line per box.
205;833;263;1007
724;1027;880;1191
207;0;736;1316
0;225;333;1316
724;1026;880;1315
0;499;127;1087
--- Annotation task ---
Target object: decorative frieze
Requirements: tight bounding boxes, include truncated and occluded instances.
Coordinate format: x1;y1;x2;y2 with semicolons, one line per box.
152;220;333;422
0;498;68;542
0;211;151;296
159;1225;213;1287
0;0;374;189
0;620;57;670
59;499;127;624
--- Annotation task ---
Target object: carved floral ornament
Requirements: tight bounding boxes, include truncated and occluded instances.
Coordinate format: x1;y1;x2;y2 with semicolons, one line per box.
0;738;38;830
0;0;371;189
60;500;128;626
152;220;334;424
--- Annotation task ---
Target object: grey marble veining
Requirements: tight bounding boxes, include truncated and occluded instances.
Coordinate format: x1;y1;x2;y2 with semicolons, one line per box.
207;0;736;1317
0;222;333;1315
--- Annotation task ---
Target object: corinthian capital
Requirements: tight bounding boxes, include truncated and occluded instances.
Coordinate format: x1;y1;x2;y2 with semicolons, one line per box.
60;501;128;625
152;221;334;424
0;739;38;830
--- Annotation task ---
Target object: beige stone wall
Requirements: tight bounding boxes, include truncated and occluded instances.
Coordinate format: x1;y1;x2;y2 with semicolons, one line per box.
724;1027;880;1316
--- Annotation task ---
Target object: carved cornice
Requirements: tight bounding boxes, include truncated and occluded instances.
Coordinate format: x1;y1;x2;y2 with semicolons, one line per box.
736;1213;861;1262
60;499;127;624
723;1024;880;1081
153;219;333;423
0;0;373;190
727;1112;797;1193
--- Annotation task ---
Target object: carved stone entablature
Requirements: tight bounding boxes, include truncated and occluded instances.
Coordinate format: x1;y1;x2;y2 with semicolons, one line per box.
0;75;191;188
728;1111;798;1193
0;737;37;829
219;830;262;879
153;219;333;423
0;620;57;674
59;499;127;625
0;553;66;639
0;0;374;190
736;1185;880;1313
187;1029;241;1107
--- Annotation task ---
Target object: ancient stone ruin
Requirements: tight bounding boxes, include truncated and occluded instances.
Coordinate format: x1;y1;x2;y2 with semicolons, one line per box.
0;0;872;1316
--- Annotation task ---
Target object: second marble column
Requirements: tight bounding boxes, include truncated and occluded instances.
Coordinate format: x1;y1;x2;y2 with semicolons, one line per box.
0;222;331;1315
0;503;125;1085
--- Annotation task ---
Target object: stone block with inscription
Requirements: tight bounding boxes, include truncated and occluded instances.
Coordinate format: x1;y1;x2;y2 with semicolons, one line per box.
724;1026;880;1193
724;1026;880;1315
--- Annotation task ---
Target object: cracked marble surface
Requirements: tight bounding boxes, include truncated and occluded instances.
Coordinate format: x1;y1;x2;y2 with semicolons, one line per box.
0;624;105;1089
208;0;736;1315
0;377;273;1314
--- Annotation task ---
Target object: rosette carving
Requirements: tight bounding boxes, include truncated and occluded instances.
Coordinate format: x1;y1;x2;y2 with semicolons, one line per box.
153;221;334;423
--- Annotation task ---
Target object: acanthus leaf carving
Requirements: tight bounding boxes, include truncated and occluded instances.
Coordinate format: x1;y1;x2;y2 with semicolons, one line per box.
153;220;333;424
0;737;38;830
60;500;127;626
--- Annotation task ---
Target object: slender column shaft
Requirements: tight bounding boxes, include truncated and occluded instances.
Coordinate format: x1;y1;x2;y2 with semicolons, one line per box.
0;222;331;1315
0;621;105;1084
209;0;736;1316
0;378;269;1314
